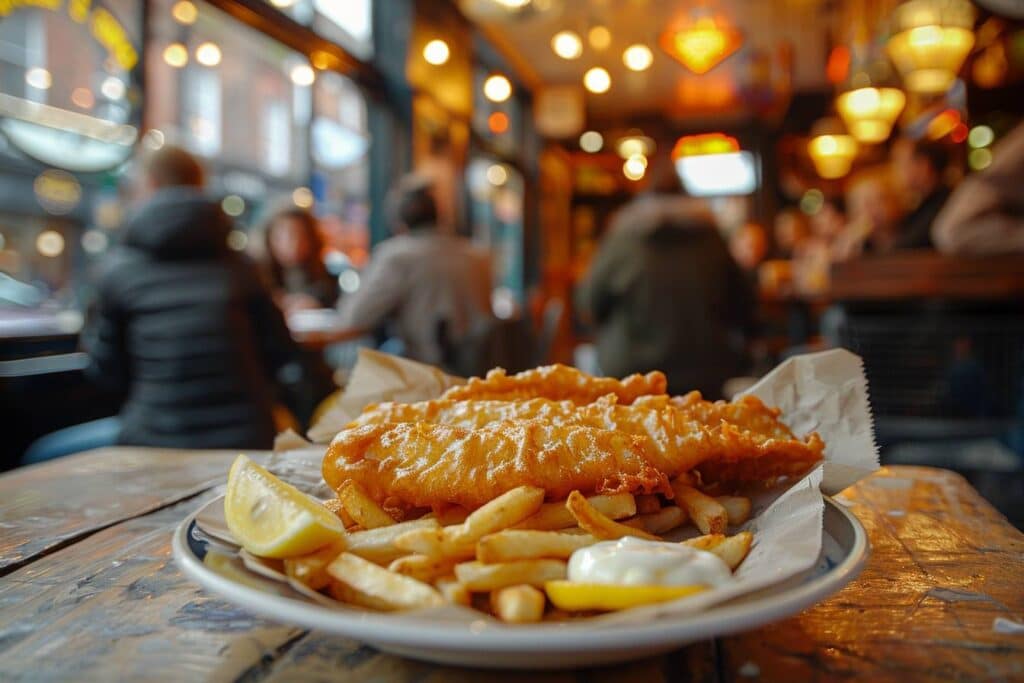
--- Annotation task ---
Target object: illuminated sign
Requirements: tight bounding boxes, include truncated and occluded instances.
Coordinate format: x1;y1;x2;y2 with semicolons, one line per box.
0;0;138;70
671;133;740;159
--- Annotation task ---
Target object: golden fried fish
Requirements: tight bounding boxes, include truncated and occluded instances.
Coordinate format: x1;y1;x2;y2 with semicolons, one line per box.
441;364;666;405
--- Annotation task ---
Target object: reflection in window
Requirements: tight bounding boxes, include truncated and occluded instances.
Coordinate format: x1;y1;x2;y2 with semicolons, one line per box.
262;0;373;57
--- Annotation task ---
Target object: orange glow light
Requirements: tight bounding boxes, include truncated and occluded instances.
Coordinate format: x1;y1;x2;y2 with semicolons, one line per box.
927;109;960;139
660;15;743;75
671;133;740;159
826;45;851;84
950;122;969;143
488;111;510;134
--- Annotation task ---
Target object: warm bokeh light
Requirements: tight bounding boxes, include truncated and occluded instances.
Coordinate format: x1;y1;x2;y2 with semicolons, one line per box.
588;25;612;50
70;87;95;109
808;134;858;179
887;0;975;94
25;67;52;90
671;133;739;158
622;44;653;71
171;0;197;25
292;187;314;208
196;42;222;67
423;39;450;65
660;15;743;75
486;164;508;186
583;67;611;93
227;230;248;251
142;129;166;150
579;130;603;152
290;64;316;86
163;43;189;68
487;111;510;134
835;87;906;144
926;109;960;140
483;74;512;102
100;76;126;100
968;125;994;148
338;270;360;293
623;155;646;180
221;195;245;217
270;0;298;6
36;230;65;257
950;122;969;143
616;135;654;159
81;230;109;255
551;31;583;59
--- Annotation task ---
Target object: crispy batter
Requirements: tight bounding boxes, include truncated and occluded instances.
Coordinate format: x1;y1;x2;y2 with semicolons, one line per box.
350;395;823;484
323;419;671;511
440;364;666;405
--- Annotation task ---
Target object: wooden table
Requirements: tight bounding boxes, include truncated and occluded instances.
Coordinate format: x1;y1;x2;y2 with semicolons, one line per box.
1;450;1022;682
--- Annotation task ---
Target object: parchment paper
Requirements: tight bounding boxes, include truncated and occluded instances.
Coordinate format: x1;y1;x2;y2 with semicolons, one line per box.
266;348;878;627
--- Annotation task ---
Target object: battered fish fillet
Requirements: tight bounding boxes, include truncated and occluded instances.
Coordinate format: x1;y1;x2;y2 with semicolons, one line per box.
441;364;666;405
322;420;671;511
349;395;823;484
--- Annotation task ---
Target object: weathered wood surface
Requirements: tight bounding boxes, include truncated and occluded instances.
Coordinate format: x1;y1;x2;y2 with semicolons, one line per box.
0;452;1021;682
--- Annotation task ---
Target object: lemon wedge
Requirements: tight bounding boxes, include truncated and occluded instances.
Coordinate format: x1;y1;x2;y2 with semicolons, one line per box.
224;454;344;559
544;581;706;612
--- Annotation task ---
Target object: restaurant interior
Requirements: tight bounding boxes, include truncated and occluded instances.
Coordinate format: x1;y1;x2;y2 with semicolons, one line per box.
1;0;1023;529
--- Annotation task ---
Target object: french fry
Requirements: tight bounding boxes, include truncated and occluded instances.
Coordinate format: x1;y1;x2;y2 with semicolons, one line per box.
346;518;438;565
283;540;346;590
635;494;662;515
476;530;598;563
435;578;471;606
450;485;545;544
337;480;396;530
327;552;444;609
322;498;356;528
565;490;659;541
388;554;457;583
621;505;688;535
512;493;636;531
393;526;476;561
434;505;470;526
491;585;546;623
327;579;396;611
454;559;566;591
671;481;727;535
683;531;754;570
716;496;752;526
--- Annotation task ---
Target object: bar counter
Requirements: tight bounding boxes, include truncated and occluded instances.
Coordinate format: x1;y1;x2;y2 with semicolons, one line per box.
1;449;1022;681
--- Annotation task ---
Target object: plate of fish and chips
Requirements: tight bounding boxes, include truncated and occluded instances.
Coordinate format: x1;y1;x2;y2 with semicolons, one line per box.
174;351;876;669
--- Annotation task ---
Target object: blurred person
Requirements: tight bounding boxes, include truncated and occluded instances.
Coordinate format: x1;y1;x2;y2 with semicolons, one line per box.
891;138;952;249
729;223;769;271
575;157;753;398
932;121;1024;254
337;174;492;368
832;166;904;260
79;146;315;450
773;208;811;258
258;201;338;312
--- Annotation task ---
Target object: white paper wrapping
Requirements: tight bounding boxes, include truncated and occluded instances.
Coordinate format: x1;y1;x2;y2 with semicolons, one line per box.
259;348;878;625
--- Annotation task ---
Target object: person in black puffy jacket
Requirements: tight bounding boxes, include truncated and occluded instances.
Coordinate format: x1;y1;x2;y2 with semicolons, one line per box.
81;145;309;449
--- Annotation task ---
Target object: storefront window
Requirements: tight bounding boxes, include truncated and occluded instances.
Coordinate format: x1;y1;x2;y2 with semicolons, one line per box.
263;0;373;59
466;156;524;318
148;0;311;188
312;71;370;274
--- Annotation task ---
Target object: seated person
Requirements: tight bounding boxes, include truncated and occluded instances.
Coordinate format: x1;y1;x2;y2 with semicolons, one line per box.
891;138;953;249
82;146;311;449
257;201;339;312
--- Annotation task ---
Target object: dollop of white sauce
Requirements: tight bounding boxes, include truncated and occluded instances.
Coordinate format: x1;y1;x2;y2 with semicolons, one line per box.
567;537;734;587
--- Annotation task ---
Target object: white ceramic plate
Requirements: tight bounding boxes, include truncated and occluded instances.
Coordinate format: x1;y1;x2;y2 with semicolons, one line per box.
173;496;867;669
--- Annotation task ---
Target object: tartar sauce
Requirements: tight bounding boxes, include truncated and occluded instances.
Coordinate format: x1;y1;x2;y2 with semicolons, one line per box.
567;537;734;587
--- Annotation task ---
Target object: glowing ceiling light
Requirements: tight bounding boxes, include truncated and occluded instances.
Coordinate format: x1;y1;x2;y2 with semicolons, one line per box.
100;76;126;100
171;0;197;24
493;0;530;7
968;125;994;148
292;187;314;208
36;230;65;257
588;25;612;50
623;155;646;180
671;132;740;158
616;135;654;159
579;130;603;152
221;195;245;217
163;43;189;68
423;39;450;65
486;164;508;186
968;147;992;170
887;0;975;94
142;129;165;150
270;0;298;6
487;111;510;134
660;15;743;75
196;42;222;67
71;87;94;109
290;64;315;86
623;44;653;71
551;31;583;59
25;67;52;90
483;74;512;102
807;120;858;180
227;230;248;251
835;86;906;144
583;67;611;93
